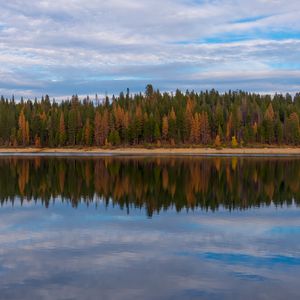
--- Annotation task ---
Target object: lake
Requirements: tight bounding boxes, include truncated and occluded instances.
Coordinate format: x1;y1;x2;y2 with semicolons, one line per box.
0;156;300;299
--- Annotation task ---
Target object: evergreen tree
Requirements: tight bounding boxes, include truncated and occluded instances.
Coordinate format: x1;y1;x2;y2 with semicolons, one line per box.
59;112;66;146
1;86;300;148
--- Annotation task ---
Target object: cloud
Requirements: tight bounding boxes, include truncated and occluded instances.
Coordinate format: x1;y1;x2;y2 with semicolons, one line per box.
0;0;299;97
1;201;300;299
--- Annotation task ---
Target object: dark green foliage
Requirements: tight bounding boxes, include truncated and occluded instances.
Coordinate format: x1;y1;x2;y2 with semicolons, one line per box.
109;130;121;146
0;87;300;147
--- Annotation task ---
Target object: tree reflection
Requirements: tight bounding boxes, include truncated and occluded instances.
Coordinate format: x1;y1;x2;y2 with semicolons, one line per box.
0;157;299;216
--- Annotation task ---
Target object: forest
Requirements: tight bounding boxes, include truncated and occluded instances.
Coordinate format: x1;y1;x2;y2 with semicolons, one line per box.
1;85;300;147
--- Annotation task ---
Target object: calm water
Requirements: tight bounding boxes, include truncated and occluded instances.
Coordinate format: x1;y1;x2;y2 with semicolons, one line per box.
0;156;300;299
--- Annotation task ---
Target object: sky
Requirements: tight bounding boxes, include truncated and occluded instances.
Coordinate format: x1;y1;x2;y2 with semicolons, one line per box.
0;0;300;98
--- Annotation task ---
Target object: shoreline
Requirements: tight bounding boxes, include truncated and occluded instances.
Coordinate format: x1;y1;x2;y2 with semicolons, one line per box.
1;147;300;156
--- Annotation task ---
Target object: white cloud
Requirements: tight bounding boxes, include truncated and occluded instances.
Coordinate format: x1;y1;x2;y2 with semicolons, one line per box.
0;0;299;97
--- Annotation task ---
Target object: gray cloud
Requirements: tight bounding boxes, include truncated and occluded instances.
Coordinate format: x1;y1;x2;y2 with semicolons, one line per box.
0;0;299;97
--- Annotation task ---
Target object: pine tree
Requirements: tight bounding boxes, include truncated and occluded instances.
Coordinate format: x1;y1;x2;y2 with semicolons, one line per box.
190;113;200;144
59;112;66;146
100;110;109;146
133;106;143;144
274;119;283;144
94;111;101;146
34;135;41;147
200;112;210;144
84;118;92;146
252;122;258;142
263;102;275;144
18;110;27;146
162;115;169;141
25;121;30;145
214;134;222;148
68;109;77;145
287;112;300;144
154;123;161;141
109;130;120;146
185;98;194;143
168;107;177;141
226;113;233;142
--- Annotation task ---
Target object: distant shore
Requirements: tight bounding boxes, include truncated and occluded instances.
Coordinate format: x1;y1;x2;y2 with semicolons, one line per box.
1;147;300;156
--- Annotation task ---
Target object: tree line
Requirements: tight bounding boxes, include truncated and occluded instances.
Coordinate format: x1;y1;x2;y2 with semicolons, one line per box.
0;157;299;216
1;85;300;147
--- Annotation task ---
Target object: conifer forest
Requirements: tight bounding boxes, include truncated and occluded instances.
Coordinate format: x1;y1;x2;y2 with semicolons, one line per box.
1;85;300;148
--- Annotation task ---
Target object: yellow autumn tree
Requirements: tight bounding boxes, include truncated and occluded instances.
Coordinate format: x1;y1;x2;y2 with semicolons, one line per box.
231;136;238;148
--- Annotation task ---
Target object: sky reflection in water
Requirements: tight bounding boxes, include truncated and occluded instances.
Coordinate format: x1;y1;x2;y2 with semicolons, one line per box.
0;157;300;299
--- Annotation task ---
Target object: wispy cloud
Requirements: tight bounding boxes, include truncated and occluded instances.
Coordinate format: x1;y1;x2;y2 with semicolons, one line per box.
0;0;299;97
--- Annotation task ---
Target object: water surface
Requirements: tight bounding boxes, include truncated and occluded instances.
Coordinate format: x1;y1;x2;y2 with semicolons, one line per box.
0;157;300;299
